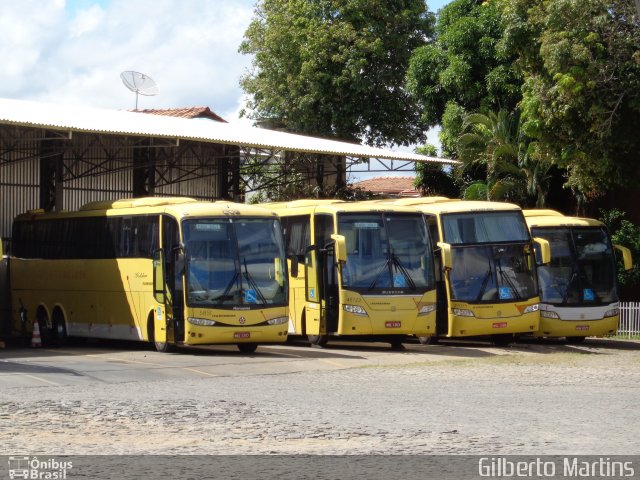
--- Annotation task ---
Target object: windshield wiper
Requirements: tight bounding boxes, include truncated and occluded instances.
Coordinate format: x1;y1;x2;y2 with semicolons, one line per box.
495;258;522;300
475;265;493;302
368;256;392;291
389;251;417;290
242;258;267;305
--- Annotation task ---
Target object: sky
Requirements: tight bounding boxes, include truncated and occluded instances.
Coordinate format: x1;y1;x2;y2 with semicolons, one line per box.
0;0;450;181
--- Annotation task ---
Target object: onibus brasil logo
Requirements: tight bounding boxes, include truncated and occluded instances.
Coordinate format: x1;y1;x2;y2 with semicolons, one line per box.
8;457;73;479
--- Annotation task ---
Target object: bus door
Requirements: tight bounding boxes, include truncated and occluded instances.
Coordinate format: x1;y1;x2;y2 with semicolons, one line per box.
304;245;326;337
316;214;339;333
427;215;449;336
153;216;184;347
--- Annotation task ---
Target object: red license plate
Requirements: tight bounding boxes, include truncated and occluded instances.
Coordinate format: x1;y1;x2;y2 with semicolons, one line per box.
492;322;508;329
234;332;251;339
385;321;401;328
575;325;589;331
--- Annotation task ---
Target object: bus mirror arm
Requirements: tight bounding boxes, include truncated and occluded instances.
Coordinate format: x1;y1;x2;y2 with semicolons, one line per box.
532;237;551;265
613;244;633;271
437;242;452;270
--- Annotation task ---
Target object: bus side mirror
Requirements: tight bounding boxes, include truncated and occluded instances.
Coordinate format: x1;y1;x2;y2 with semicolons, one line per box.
274;257;285;285
533;237;551;265
172;243;185;276
614;244;633;271
153;249;166;304
289;255;299;278
437;242;452;269
331;234;347;263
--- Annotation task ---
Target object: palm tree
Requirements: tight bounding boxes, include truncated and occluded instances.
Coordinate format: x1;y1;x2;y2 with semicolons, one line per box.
457;110;550;207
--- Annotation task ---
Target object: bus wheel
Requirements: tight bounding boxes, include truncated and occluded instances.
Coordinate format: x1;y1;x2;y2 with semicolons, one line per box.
36;308;52;347
154;341;176;353
52;309;68;346
418;335;439;345
566;336;586;345
237;343;258;354
307;334;329;347
491;334;514;347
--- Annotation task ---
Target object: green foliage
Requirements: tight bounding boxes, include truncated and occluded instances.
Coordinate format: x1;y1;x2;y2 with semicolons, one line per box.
502;0;640;200
598;209;640;287
457;109;552;206
240;0;434;147
407;0;522;132
414;144;460;197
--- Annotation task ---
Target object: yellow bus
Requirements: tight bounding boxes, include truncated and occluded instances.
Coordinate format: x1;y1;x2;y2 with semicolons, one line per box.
377;198;550;345
10;197;289;353
260;199;437;347
524;209;632;343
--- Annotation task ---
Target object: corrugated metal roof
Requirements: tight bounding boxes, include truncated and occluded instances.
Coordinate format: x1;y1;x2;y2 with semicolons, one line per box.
352;176;420;196
0;98;456;165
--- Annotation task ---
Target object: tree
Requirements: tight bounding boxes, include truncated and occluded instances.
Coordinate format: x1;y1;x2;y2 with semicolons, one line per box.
599;209;640;290
239;0;434;148
414;144;460;197
457;109;551;206
406;0;522;157
502;0;640;202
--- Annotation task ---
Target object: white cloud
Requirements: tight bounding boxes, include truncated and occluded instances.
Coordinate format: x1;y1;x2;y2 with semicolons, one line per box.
0;0;256;122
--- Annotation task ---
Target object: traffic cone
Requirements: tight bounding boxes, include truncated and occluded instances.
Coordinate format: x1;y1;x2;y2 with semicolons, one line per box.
31;321;42;348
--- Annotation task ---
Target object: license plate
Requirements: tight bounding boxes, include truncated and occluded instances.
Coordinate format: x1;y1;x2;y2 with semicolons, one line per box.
575;325;589;331
385;321;401;328
492;322;508;329
234;332;251;339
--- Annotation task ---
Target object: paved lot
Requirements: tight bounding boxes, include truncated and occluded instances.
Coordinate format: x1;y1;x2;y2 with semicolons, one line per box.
1;337;639;455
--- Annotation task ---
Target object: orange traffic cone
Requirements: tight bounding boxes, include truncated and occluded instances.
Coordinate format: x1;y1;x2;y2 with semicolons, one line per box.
31;321;42;348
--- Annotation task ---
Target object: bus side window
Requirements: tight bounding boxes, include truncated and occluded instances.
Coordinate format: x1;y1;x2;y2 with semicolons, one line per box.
283;215;310;263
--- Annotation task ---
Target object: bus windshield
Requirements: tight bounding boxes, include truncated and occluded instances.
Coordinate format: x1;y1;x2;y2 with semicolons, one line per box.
183;218;287;307
449;244;538;302
443;211;530;244
532;227;617;305
338;213;434;292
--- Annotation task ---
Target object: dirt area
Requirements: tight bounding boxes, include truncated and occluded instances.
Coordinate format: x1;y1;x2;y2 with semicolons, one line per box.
1;338;639;455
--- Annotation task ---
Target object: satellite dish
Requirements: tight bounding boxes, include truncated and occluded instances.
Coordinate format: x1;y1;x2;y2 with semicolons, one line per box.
120;71;159;110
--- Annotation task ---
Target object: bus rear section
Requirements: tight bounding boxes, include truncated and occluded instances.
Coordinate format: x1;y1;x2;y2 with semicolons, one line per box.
262;200;437;347
9;197;289;353
382;198;547;345
524;210;632;343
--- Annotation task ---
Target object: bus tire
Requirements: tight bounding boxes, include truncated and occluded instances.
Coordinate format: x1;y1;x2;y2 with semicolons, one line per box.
566;336;586;345
307;334;329;347
237;343;258;354
147;313;176;353
52;308;68;346
36;307;52;347
418;335;439;345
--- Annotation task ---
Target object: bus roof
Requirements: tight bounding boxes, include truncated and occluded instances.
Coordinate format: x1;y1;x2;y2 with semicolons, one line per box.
15;197;279;221
523;210;604;228
372;198;521;215
259;199;424;216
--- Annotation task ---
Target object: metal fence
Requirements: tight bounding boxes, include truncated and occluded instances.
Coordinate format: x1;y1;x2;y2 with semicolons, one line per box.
618;302;640;337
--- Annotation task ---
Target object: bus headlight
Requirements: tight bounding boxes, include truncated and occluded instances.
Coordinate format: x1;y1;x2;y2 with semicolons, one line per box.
187;317;217;326
418;304;436;316
540;310;560;319
452;308;475;317
266;316;288;325
603;308;619;318
522;304;539;314
343;304;368;316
